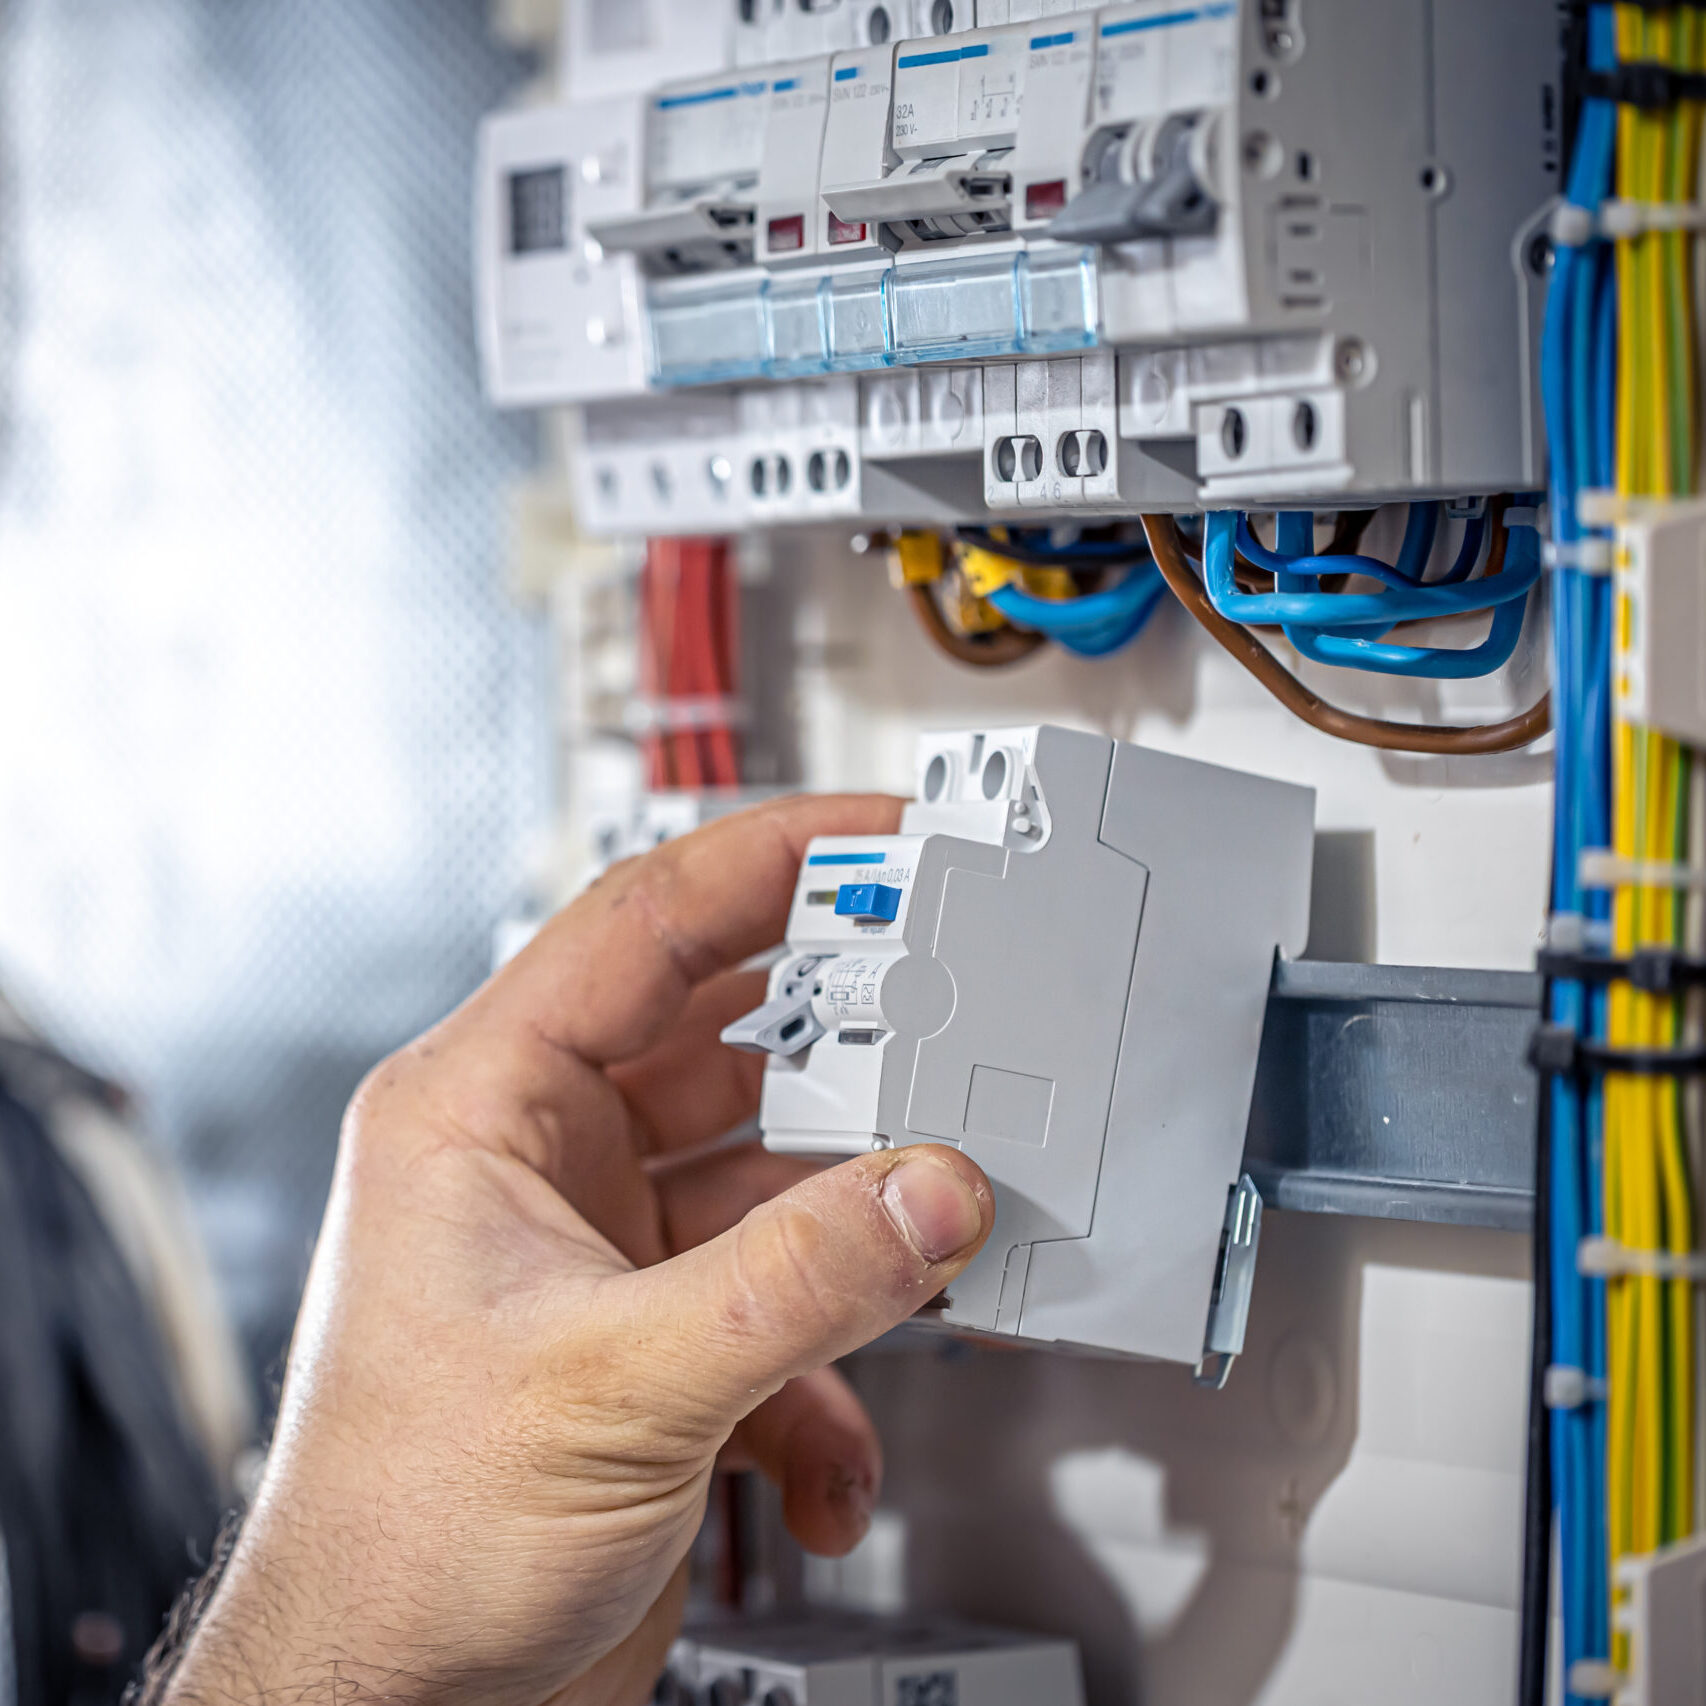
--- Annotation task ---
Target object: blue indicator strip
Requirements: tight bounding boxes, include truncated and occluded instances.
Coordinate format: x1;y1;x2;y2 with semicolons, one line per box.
807;851;887;867
656;87;736;108
656;80;769;109
897;42;990;68
1100;3;1234;37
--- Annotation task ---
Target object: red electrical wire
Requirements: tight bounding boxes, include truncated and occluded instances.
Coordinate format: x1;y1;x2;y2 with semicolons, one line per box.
668;540;704;788
702;541;740;787
638;540;670;788
639;536;742;790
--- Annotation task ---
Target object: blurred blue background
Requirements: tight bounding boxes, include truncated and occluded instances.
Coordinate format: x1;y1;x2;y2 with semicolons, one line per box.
0;0;550;1387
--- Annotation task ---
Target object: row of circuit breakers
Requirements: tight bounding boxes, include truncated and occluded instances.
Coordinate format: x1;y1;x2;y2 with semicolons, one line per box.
477;0;1559;533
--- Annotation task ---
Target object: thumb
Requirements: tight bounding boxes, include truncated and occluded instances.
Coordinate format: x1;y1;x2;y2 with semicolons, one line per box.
622;1145;993;1434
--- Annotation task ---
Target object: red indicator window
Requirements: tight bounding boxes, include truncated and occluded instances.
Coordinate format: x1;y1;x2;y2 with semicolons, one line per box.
827;212;868;246
1025;178;1068;220
767;213;805;253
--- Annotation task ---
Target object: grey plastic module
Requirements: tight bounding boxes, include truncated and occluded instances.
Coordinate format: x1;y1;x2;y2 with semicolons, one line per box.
660;1610;1085;1706
724;724;1314;1373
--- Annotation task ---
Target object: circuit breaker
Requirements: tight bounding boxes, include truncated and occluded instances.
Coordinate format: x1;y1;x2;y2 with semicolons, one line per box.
722;724;1313;1374
658;1611;1085;1706
477;0;1556;530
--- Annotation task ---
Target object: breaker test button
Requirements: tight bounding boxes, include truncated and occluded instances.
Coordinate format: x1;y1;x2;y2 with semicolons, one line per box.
834;882;900;923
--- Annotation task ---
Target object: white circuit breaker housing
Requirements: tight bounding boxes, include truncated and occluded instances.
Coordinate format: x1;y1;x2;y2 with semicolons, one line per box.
1613;1534;1706;1706
1607;494;1706;747
660;1611;1085;1706
723;724;1314;1373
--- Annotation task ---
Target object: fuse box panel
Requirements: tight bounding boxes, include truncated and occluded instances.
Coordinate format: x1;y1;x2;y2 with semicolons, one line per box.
479;0;1556;528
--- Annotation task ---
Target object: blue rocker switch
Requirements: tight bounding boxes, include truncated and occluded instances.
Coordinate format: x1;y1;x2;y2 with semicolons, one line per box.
834;881;901;924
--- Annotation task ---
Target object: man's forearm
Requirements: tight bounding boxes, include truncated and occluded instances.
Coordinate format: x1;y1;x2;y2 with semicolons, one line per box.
130;1511;242;1706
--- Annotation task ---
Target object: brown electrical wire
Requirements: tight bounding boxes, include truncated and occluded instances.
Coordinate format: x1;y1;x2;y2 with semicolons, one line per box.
1139;512;1551;755
906;581;1046;667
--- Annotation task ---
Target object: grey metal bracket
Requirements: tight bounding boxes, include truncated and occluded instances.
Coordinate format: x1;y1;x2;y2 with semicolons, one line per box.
1241;961;1541;1233
1195;1173;1264;1390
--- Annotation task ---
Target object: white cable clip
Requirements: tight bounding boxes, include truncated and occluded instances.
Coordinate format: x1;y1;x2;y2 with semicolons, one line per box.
1550;200;1596;249
1546;912;1612;952
1565;1659;1621;1701
625;695;749;735
1543;537;1615;573
1544;1363;1608;1409
1598;197;1706;239
1578;850;1706;891
1575;489;1622;529
1577;1235;1706;1282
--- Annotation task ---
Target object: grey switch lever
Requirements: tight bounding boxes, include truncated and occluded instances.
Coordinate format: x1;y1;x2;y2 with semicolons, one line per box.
1047;112;1217;246
720;993;825;1057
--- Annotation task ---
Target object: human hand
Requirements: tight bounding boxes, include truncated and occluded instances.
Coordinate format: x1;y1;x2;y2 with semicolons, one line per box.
160;795;994;1706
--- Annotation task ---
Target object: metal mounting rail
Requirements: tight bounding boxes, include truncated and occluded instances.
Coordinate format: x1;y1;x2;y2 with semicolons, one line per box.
1242;961;1542;1233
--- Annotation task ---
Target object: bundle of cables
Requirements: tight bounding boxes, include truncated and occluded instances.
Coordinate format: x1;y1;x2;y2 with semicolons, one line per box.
1139;507;1552;755
1522;6;1706;1703
895;511;1552;756
895;526;1167;666
1200;500;1542;680
959;527;1169;658
638;537;742;788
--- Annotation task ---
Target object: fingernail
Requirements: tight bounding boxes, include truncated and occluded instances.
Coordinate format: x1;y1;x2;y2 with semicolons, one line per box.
827;1464;876;1538
881;1154;984;1263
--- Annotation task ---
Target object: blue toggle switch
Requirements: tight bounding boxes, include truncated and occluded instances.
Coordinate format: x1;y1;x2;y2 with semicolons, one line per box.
834;881;901;923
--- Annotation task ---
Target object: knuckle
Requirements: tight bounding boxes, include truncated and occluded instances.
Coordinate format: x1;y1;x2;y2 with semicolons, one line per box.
338;1050;415;1173
510;1303;711;1476
731;1199;840;1347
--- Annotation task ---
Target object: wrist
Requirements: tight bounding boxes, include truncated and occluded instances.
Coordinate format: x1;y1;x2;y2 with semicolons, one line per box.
152;1510;426;1706
164;1588;429;1706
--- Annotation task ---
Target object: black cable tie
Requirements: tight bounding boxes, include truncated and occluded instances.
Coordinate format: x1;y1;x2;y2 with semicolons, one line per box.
1537;945;1706;993
1528;1023;1706;1078
1630;946;1698;993
1529;1024;1584;1076
1582;62;1706;108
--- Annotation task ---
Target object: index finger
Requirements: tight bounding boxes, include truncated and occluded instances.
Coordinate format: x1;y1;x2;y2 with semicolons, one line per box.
481;792;903;1066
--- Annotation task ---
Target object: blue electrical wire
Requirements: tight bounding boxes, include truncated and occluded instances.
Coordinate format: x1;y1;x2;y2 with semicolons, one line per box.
1234;506;1439;592
1234;502;1531;678
971;526;1152;564
1437;513;1488;585
1050;585;1167;657
1199;497;1537;678
988;566;1160;632
1285;534;1537;678
1201;511;1540;630
1541;7;1618;1690
986;562;1168;658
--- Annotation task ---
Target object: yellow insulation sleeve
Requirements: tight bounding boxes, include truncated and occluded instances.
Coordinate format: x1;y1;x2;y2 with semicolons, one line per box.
892;530;946;587
957;544;1021;601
